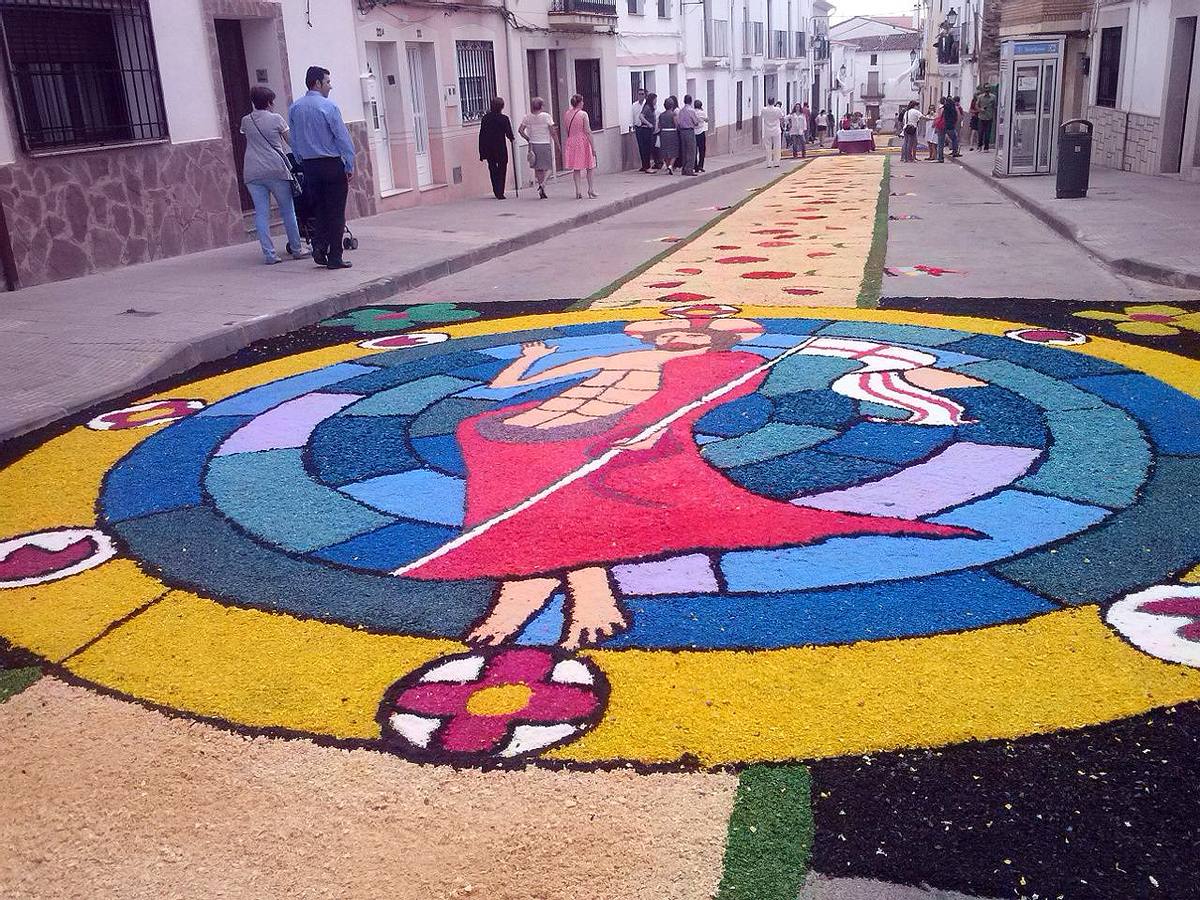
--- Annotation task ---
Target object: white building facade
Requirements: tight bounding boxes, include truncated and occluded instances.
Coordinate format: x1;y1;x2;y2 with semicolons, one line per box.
1084;0;1200;180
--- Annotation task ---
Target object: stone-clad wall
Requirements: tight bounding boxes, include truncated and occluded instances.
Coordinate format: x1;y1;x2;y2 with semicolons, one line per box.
1086;105;1162;175
0;139;246;289
0;120;377;289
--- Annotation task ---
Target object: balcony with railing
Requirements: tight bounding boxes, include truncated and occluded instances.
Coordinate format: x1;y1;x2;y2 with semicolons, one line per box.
861;76;884;100
912;57;926;83
703;18;730;58
742;20;764;57
936;28;960;65
550;0;618;29
769;29;788;59
792;30;806;57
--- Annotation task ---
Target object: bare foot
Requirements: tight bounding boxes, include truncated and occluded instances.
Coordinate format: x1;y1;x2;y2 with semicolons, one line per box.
466;577;560;646
562;567;631;648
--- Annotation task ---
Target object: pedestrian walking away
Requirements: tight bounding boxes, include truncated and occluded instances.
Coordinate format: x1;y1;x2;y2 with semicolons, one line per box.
936;96;960;161
634;91;657;172
478;97;515;200
657;96;680;175
288;65;356;269
951;95;964;156
563;93;598;199
786;103;808;159
240;85;308;265
816;109;829;147
676;95;699;176
519;97;559;200
693;99;708;172
762;98;784;167
899;100;922;163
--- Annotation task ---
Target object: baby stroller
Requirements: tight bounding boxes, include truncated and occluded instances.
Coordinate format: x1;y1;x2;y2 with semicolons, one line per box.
286;156;359;257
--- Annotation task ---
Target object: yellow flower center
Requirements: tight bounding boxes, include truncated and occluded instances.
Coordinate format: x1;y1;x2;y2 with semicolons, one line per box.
465;683;533;716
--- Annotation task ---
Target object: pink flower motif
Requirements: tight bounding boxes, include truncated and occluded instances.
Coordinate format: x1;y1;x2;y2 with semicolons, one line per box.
382;648;606;759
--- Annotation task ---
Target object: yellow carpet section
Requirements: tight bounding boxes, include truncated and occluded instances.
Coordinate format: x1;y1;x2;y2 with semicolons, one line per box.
592;155;884;311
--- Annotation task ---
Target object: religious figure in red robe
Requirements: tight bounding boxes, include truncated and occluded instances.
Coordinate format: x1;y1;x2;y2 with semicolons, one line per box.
400;311;976;648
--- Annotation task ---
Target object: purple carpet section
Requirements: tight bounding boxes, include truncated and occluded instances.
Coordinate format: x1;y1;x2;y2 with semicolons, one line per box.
216;392;360;456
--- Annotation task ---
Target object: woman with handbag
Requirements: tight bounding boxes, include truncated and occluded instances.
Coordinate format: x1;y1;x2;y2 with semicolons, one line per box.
240;86;308;265
518;97;560;199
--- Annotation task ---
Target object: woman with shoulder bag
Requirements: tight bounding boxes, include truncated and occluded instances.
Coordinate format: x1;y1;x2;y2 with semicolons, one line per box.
240;85;308;264
563;94;599;199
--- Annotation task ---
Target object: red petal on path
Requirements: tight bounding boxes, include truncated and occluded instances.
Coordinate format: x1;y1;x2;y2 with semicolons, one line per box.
758;241;794;248
657;292;714;302
647;281;685;288
741;271;795;280
807;252;835;258
783;288;823;296
675;267;703;274
716;256;770;264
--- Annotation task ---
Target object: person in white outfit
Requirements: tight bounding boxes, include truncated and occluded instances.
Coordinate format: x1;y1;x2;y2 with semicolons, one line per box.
761;99;784;168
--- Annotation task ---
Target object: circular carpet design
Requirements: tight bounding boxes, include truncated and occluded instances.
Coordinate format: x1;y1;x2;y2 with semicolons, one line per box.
5;306;1200;768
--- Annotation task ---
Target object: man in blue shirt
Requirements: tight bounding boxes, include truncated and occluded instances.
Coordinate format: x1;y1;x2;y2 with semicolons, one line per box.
288;66;356;269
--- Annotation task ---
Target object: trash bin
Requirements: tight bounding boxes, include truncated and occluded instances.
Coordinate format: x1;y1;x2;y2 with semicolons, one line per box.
1056;119;1092;199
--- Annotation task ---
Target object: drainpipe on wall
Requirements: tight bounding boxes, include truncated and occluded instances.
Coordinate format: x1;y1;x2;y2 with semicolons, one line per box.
500;0;523;183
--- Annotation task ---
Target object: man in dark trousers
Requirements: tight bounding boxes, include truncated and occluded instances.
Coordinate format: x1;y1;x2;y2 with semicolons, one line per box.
288;66;356;269
478;97;514;199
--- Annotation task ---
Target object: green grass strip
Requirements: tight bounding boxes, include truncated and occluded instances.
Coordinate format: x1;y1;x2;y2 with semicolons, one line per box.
856;153;891;309
717;764;814;900
577;161;812;309
0;666;40;703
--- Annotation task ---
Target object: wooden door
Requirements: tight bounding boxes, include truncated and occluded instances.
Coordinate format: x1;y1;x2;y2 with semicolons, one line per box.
215;19;253;211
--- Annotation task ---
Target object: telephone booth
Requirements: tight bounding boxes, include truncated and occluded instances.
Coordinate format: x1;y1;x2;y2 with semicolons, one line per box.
994;37;1064;176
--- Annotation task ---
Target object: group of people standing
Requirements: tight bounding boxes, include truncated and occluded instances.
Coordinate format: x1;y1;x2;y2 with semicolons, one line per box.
632;89;709;176
899;85;996;163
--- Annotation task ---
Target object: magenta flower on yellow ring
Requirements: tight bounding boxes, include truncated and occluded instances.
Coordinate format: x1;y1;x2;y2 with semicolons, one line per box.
1073;304;1200;336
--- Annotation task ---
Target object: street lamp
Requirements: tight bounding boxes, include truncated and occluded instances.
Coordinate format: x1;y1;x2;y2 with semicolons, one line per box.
945;7;958;28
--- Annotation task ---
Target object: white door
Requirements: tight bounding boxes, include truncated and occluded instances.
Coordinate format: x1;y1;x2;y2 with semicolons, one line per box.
406;45;433;187
365;45;395;194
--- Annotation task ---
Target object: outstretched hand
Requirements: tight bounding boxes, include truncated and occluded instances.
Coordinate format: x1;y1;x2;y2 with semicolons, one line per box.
519;340;556;359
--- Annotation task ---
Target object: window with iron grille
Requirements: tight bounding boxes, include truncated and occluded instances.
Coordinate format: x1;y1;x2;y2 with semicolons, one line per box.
793;31;805;56
573;57;603;130
657;0;668;17
0;0;168;153
456;40;496;124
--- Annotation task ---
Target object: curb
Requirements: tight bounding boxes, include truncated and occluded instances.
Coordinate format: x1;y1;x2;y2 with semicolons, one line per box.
2;153;768;444
952;157;1200;292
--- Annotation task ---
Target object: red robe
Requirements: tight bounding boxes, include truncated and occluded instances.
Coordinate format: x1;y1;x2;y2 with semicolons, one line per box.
405;350;972;580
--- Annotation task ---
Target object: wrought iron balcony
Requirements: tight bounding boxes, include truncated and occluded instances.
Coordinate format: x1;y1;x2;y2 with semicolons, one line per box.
861;81;884;100
550;0;618;27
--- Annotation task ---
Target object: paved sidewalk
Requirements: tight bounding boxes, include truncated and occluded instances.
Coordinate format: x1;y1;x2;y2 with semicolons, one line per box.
0;148;772;442
884;156;1189;302
954;150;1200;290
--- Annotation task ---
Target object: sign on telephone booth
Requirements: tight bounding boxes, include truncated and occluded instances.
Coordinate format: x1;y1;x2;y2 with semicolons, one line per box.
994;37;1064;176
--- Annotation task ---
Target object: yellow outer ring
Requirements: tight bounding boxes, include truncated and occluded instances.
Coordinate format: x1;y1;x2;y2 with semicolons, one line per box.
3;306;1200;768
